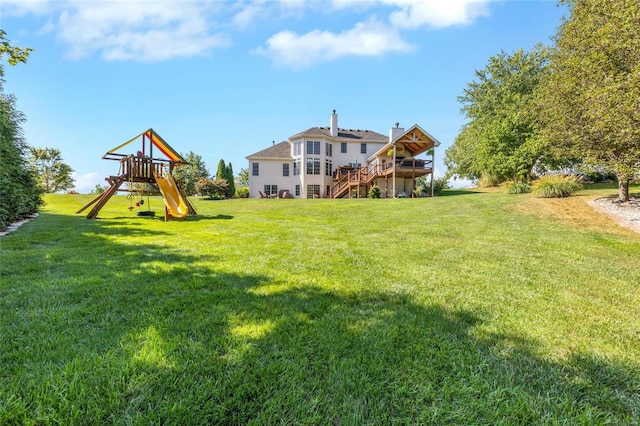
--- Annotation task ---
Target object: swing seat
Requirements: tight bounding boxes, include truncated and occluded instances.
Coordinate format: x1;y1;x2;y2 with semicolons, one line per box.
128;206;134;211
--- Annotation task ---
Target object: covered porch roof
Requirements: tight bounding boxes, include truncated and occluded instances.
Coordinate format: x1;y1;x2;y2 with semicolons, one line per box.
369;124;441;161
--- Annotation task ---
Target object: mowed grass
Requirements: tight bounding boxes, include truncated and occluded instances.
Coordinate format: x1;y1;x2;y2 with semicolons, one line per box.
1;185;639;424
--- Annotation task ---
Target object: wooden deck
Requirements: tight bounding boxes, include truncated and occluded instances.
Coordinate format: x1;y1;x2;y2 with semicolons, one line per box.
330;159;433;198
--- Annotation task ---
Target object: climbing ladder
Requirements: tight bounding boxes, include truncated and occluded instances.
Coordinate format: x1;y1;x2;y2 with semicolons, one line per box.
76;175;128;219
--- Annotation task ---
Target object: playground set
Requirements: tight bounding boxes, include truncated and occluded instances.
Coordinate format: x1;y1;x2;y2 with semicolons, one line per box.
77;129;197;221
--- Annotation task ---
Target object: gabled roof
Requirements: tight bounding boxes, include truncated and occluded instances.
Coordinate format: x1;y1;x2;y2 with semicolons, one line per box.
103;128;188;164
290;127;387;142
246;141;291;159
370;124;441;159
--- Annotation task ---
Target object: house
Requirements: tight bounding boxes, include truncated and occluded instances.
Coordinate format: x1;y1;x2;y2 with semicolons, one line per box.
246;110;440;198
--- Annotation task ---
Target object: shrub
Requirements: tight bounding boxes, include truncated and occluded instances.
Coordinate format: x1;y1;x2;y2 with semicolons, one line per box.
432;177;449;195
195;177;228;199
532;175;583;198
503;182;531;194
415;177;449;196
478;172;501;188
236;186;249;198
368;185;382;199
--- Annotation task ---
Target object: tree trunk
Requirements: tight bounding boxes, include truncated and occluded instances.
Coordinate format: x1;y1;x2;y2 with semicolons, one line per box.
618;178;630;202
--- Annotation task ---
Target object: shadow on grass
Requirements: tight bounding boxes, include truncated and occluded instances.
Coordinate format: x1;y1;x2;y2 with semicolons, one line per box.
187;214;234;221
1;213;638;424
437;188;482;197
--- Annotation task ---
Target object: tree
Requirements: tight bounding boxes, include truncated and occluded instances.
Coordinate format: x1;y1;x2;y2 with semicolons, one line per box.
172;151;209;196
225;162;235;198
236;168;249;187
0;30;33;66
28;147;75;193
91;184;107;195
445;45;552;183
215;159;226;181
0;31;41;231
195;177;228;199
537;0;640;202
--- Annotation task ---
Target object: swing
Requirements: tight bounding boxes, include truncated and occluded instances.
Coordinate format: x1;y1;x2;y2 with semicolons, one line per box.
127;175;136;211
136;182;155;217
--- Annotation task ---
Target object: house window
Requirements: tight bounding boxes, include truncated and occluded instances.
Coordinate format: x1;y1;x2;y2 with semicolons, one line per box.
283;163;289;177
360;143;367;154
326;185;331;197
264;185;277;197
307;141;320;155
252;162;259;176
341;142;347;153
306;158;320;175
326;143;333;157
293;159;301;176
295;185;300;196
293;142;302;156
325;159;332;176
307;184;320;198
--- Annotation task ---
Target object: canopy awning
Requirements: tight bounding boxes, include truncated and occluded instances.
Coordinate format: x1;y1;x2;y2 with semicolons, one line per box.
103;128;188;164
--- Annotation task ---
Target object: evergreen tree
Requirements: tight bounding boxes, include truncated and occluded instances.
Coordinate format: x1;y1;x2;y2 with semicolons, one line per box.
225;162;235;198
216;159;226;180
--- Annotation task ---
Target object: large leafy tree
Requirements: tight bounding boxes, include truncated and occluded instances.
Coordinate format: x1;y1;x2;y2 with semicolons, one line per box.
538;0;640;202
28;147;75;193
0;31;41;231
173;151;209;196
446;45;552;183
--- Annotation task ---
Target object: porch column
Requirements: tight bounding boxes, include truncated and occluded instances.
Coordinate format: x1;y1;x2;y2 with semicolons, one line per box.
412;158;416;197
430;149;435;197
392;144;396;197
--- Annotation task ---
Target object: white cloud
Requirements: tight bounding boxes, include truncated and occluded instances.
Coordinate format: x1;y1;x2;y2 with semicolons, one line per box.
384;0;490;29
5;0;492;66
72;172;102;194
254;18;414;69
55;1;230;62
232;0;307;29
1;0;53;17
5;0;230;62
232;0;268;29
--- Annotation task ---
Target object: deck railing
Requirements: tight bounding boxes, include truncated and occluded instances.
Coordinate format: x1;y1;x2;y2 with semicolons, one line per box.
120;156;165;180
330;158;434;198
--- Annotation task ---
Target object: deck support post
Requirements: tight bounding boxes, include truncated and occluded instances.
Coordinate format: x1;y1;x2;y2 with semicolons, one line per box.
392;144;396;197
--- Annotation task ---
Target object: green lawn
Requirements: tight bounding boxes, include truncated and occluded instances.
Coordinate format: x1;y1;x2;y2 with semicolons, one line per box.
1;186;639;424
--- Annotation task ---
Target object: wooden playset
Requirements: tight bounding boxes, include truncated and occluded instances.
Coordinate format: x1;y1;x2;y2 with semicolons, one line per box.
77;129;197;221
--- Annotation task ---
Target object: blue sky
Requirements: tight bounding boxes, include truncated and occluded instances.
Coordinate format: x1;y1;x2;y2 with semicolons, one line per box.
1;0;567;192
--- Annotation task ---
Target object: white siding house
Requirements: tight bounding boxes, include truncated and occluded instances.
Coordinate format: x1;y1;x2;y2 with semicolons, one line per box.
246;111;440;198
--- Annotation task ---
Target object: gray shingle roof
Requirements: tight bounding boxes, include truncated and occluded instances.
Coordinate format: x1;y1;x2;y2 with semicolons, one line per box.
290;127;387;142
246;141;291;159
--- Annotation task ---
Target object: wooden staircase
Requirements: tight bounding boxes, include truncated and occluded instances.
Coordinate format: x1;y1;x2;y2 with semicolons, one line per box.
330;166;379;198
76;175;128;219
